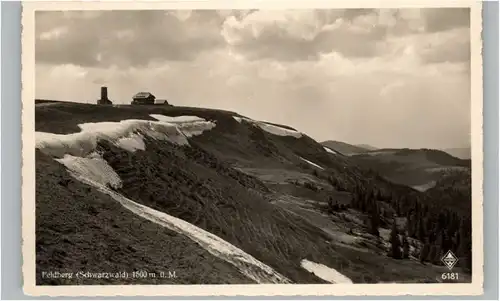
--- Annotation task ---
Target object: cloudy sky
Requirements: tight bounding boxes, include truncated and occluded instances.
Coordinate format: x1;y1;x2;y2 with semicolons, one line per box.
35;8;471;149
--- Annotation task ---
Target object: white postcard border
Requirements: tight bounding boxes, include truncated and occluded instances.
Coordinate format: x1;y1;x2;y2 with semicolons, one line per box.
21;0;484;297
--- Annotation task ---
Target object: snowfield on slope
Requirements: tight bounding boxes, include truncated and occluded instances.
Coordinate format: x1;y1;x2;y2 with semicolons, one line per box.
115;134;146;152
300;259;353;284
149;115;206;123
299;157;325;170
36;117;216;157
233;116;302;138
53;153;290;285
149;114;217;137
323;146;339;155
57;153;123;189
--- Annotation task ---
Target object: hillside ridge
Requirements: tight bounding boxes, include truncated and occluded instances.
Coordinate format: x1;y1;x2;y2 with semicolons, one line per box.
321;140;372;156
35;101;473;285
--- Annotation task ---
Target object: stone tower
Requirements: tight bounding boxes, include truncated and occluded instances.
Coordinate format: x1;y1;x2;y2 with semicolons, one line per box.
97;86;112;105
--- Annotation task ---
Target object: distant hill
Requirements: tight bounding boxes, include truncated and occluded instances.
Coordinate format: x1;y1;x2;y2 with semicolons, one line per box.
321;140;371;155
355;144;378;151
350;148;470;189
442;147;471;160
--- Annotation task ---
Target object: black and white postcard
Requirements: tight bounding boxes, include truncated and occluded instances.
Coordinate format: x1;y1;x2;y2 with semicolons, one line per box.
21;0;483;297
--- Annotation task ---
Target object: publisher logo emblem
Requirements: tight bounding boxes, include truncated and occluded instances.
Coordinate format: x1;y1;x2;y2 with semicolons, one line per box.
441;250;459;270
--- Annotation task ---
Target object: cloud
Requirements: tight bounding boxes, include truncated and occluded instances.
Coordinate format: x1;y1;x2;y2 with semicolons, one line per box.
220;9;389;61
219;8;470;62
36;10;227;67
36;8;471;66
35;8;472;149
422;8;470;33
379;80;405;98
418;28;471;64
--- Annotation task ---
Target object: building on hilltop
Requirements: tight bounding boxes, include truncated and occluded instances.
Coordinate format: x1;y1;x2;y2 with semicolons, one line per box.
131;92;156;105
97;86;113;105
131;92;172;106
154;99;171;105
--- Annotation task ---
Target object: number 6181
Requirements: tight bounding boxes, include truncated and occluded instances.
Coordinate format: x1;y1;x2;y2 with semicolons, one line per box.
441;272;459;280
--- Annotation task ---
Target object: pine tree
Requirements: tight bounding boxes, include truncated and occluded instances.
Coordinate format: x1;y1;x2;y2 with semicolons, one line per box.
428;245;438;264
328;196;335;214
389;222;402;259
457;218;469;257
419;239;430;264
395;200;401;216
360;194;367;212
451;231;459;253
428;229;436;245
362;191;371;213
457;218;472;273
439;229;450;256
414;202;421;217
369;202;380;236
400;196;407;211
402;231;410;259
417;218;426;242
423;204;429;215
407;213;416;238
437;212;446;230
351;194;357;210
425;214;433;233
464;240;472;273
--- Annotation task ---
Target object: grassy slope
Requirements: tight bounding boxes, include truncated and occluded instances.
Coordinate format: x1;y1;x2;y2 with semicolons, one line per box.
35;101;470;284
321;140;371;155
36;150;252;285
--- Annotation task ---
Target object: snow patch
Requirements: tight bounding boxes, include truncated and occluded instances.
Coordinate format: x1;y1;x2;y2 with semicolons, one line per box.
258;123;302;138
150;114;217;138
299;157;325;170
55;153;122;189
412;181;436;192
116;133;146;152
379;228;391;241
36;119;189;158
323;146;338;155
56;154;290;285
425;166;468;173
232;116;302;138
300;259;353;284
149;115;206;123
232;116;246;123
